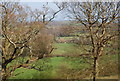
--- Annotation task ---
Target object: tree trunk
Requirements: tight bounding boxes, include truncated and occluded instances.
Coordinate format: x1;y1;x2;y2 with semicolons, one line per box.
93;57;98;81
2;64;7;81
2;61;11;81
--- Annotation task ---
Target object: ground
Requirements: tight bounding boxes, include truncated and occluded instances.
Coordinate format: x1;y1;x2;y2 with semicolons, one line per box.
8;40;118;79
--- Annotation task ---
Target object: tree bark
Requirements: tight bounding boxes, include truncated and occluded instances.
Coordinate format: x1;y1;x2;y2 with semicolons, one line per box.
93;57;98;81
2;65;7;81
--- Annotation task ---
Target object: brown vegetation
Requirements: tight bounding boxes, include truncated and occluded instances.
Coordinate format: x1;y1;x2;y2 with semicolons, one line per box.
67;2;119;81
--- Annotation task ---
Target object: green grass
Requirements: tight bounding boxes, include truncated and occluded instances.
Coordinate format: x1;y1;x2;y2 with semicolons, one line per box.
100;54;118;65
9;68;41;79
58;36;75;39
64;57;91;70
52;43;78;54
9;57;91;79
52;43;90;55
9;42;118;79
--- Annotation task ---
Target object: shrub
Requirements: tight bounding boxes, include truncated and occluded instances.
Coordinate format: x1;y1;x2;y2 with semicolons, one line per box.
29;30;54;59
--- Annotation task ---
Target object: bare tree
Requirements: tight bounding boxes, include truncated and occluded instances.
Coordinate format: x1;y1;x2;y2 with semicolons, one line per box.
30;2;67;25
67;2;119;81
1;1;55;80
1;2;33;80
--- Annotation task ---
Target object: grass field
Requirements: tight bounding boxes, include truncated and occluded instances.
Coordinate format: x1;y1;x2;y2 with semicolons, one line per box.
9;42;118;79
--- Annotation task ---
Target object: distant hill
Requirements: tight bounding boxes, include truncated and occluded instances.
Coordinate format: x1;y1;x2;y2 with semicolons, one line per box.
46;20;82;28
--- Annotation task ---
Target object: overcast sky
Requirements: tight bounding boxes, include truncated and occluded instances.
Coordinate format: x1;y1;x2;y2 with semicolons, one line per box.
20;2;68;21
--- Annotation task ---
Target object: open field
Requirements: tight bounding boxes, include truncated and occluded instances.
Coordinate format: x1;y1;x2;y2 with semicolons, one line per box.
8;41;118;79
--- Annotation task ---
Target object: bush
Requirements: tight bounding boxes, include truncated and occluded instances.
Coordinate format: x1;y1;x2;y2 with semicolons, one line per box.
29;30;54;59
